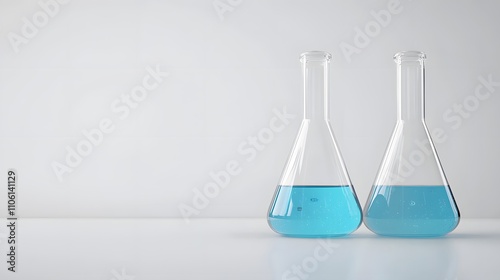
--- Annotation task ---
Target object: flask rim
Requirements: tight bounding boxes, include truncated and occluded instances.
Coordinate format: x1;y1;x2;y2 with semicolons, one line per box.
394;51;426;62
300;51;332;62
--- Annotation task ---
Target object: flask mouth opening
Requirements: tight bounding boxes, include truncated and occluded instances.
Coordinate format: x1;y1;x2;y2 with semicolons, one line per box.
300;51;332;62
394;51;426;63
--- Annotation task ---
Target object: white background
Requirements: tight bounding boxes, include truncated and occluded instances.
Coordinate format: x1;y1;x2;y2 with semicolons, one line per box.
0;0;499;218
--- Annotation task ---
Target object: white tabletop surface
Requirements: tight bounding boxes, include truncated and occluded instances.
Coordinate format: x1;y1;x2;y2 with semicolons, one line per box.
0;218;499;280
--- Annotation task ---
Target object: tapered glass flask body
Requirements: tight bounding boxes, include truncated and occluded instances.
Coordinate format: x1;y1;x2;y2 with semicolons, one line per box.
268;51;362;237
364;51;460;237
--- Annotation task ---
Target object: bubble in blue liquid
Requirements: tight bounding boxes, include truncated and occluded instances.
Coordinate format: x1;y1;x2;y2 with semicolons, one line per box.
268;185;362;237
364;185;460;237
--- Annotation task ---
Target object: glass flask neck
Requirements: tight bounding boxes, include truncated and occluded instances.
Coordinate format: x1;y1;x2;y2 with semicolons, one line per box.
395;51;426;122
300;51;332;121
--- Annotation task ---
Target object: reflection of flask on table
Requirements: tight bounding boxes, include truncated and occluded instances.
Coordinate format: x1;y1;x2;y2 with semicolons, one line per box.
268;51;362;237
364;51;460;237
268;238;360;280
355;238;457;280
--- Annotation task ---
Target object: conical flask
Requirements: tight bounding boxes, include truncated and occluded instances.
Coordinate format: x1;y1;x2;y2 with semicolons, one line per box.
364;51;460;237
267;51;362;237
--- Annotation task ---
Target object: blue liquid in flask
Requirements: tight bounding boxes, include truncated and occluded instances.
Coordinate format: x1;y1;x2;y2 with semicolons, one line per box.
268;185;362;237
364;185;460;237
